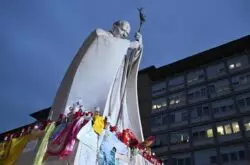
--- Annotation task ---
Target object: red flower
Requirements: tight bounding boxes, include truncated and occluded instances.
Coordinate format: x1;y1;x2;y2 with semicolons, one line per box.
110;126;117;132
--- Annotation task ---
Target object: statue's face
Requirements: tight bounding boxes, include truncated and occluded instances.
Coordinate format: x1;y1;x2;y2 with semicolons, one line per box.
112;20;131;39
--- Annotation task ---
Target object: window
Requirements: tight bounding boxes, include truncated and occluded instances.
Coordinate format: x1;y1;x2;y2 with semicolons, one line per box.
185;157;191;165
221;146;246;163
221;106;226;112
170;100;175;105
169;113;175;123
152;98;167;113
181;112;188;121
217;126;224;135
172;155;191;165
203;106;209;115
172;158;177;165
232;72;250;90
195;149;217;165
177;159;184;165
192;132;199;140
246;97;250;106
244;118;250;131
229;64;235;69
200;88;206;96
213;107;219;113
187;93;193;101
232;122;240;133
151;116;162;132
238;150;245;160
200;131;206;138
237;93;250;112
163;159;168;165
210;156;217;164
222;153;229;163
188;86;207;103
152;81;166;97
207;129;213;138
208;85;216;94
212;98;235;117
230;152;238;161
244;122;250;131
169;110;188;127
228;104;234;110
224;124;232;134
154;134;168;146
187;69;205;85
168;92;186;108
192;127;213;140
236;62;242;67
151;116;162;126
154;136;161;146
206;62;226;79
168;76;185;91
238;99;245;108
197;107;202;117
162;114;168;125
227;54;249;72
217;121;240;136
171;131;189;145
208;79;230;97
190;104;210;122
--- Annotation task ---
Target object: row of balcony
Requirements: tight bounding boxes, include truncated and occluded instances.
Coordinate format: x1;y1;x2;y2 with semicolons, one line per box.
151;118;250;154
152;53;250;99
152;77;250;114
160;144;247;165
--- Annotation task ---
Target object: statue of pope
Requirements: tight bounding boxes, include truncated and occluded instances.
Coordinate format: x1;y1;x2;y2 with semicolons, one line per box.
50;20;144;141
15;20;149;165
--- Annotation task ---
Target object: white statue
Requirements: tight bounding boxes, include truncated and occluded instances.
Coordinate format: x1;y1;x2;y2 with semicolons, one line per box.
16;19;151;165
49;20;144;142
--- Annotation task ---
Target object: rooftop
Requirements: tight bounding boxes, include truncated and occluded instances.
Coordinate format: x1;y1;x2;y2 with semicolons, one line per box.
139;35;250;81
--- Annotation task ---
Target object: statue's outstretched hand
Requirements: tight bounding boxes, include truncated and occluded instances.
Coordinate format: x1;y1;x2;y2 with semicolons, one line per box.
129;32;143;49
135;32;142;46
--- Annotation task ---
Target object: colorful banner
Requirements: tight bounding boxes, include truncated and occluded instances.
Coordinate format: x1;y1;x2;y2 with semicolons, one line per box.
99;131;129;165
0;135;30;165
34;122;56;165
0;141;11;161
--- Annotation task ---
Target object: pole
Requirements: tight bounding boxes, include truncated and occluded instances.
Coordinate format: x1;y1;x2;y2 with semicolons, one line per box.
137;8;146;33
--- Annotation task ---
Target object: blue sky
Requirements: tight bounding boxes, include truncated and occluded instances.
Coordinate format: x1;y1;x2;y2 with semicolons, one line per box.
0;0;249;133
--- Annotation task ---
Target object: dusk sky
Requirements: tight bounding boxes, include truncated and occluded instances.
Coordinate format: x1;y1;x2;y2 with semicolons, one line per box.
0;0;249;133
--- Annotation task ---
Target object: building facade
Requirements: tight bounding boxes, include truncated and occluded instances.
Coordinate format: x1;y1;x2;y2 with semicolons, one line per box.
138;35;250;165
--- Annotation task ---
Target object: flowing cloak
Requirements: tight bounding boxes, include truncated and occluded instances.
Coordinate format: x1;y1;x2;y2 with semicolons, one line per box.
49;28;144;142
102;43;144;142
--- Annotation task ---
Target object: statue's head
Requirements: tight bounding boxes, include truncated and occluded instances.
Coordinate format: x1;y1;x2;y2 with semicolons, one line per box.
112;20;131;39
